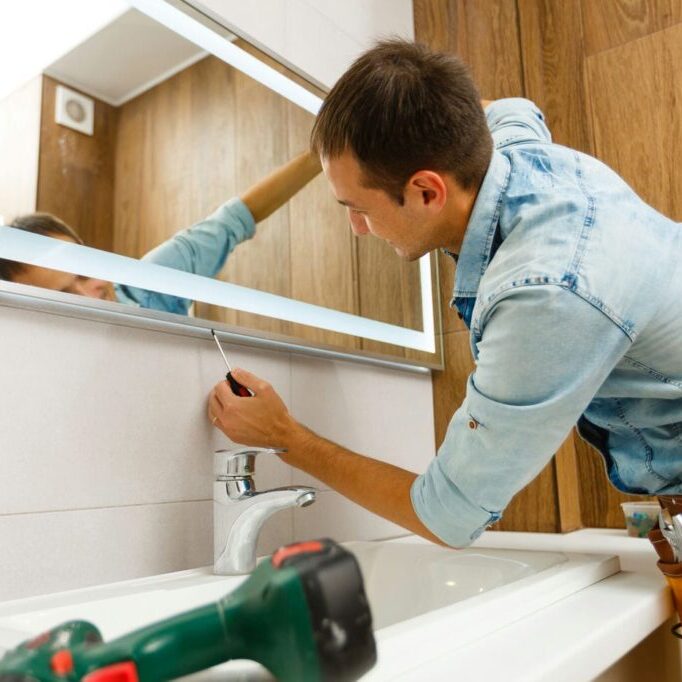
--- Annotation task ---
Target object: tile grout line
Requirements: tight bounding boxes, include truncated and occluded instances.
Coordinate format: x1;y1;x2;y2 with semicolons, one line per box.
0;498;212;519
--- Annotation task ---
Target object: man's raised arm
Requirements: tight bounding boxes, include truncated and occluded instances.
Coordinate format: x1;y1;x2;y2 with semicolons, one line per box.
208;368;446;547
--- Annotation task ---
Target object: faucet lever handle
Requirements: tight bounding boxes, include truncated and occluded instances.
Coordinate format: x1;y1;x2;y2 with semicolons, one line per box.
214;446;286;479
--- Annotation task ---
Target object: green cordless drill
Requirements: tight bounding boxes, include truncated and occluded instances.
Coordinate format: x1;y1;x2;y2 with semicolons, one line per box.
0;539;376;682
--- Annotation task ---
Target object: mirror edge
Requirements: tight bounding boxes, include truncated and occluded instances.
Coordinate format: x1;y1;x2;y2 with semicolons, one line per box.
0;279;441;373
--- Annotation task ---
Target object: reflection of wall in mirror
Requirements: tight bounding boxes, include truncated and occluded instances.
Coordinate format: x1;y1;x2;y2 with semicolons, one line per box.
0;75;118;253
0;77;42;226
38;76;118;253
1;51;427;361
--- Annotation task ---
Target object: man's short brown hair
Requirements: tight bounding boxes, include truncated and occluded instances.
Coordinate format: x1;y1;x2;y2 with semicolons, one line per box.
0;213;83;281
311;39;492;204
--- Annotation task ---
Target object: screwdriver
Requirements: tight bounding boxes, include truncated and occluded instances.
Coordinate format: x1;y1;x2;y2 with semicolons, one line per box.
211;329;253;397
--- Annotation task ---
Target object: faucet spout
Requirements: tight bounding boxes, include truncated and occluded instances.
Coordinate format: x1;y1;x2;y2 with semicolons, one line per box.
214;484;317;575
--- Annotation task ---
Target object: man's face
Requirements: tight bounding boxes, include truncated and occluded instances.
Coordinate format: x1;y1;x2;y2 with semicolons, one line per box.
322;150;442;261
11;234;115;301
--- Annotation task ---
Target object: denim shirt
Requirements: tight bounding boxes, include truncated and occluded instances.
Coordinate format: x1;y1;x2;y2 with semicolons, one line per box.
114;197;255;314
411;98;682;548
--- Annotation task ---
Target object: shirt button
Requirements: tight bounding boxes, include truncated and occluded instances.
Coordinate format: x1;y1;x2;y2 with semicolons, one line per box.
468;419;478;430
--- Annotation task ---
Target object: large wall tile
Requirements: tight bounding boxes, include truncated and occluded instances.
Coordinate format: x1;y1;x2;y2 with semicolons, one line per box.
298;0;415;47
0;501;212;602
289;355;435;491
0;306;293;515
292;490;408;543
0;500;294;603
195;0;414;88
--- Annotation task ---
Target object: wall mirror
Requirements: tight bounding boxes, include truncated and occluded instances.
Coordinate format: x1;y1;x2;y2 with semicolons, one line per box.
0;0;442;368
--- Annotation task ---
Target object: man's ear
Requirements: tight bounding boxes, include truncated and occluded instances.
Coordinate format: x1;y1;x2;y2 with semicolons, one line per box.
406;171;447;211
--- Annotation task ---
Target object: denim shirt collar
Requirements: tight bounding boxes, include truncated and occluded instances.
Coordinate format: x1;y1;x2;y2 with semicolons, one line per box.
451;150;511;299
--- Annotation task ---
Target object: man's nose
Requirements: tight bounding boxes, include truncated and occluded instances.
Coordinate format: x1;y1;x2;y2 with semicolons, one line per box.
348;211;369;236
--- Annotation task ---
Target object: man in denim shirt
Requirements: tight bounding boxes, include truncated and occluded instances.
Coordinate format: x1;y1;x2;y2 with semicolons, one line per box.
1;151;321;315
209;40;682;547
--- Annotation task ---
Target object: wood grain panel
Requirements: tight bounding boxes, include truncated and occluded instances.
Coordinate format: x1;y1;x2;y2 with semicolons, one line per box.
492;461;560;533
581;0;682;56
517;0;592;153
457;0;524;99
114;64;196;257
404;252;445;365
413;0;462;53
37;77;117;252
286;102;359;349
585;22;682;220
415;0;524;102
438;250;468;334
432;331;474;446
114;56;289;334
0;77;41;222
221;64;292;335
554;431;583;532
357;238;424;358
573;431;655;528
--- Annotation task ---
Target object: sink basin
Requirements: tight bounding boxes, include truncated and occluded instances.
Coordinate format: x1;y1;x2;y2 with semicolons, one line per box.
0;536;619;681
345;540;566;629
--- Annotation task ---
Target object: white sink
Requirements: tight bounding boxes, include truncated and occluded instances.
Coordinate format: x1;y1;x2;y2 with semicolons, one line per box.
0;536;619;681
345;540;566;629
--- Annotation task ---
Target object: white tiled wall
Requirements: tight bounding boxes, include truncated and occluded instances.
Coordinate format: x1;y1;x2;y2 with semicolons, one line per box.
192;0;414;88
0;304;434;601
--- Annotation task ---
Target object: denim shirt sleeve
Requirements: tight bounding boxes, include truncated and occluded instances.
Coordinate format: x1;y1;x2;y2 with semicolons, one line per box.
411;284;631;547
485;97;552;148
114;197;256;314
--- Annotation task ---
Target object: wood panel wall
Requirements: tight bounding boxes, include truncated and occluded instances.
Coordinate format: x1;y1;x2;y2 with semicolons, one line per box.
416;0;682;531
37;77;118;252
0;77;42;223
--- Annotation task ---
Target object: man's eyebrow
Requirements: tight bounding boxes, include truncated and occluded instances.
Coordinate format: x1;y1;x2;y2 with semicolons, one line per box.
337;199;366;210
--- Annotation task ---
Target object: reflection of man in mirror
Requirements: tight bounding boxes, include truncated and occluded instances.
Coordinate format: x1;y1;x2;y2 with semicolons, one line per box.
209;40;682;547
0;151;321;314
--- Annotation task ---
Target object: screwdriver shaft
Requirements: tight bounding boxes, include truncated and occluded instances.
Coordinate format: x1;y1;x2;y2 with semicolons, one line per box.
211;330;232;372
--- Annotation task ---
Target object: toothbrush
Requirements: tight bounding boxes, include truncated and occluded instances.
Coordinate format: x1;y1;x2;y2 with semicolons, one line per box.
211;330;253;397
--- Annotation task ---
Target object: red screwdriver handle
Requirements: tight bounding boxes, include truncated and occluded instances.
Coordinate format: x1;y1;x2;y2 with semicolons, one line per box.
227;372;253;397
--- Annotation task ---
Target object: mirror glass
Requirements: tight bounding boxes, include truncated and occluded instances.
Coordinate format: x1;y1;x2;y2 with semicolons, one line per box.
0;1;441;366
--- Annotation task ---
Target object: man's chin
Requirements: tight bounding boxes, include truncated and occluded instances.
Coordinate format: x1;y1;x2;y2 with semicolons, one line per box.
393;244;427;262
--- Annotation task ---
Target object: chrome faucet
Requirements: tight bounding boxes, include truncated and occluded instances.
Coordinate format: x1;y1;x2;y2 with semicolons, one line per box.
213;446;316;575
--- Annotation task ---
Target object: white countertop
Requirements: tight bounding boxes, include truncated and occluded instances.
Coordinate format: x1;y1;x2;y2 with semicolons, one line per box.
440;529;676;681
0;529;675;681
474;527;663;574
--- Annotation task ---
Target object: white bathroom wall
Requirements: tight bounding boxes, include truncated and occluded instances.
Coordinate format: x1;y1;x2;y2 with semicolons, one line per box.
0;302;434;601
190;0;415;88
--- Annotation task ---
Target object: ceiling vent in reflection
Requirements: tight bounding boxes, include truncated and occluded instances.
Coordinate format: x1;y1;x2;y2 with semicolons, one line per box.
55;84;94;136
